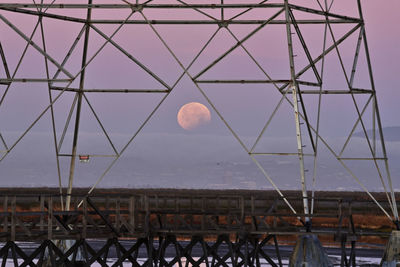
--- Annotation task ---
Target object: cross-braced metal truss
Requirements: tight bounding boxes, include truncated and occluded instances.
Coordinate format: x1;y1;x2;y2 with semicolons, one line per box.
0;0;397;230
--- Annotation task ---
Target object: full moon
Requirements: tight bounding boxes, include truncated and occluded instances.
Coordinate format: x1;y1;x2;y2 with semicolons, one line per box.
177;102;211;130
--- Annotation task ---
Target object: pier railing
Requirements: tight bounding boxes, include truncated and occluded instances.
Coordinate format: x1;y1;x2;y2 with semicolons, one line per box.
0;190;394;241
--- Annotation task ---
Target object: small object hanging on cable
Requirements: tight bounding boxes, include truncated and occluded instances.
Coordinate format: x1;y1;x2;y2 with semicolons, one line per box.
79;155;90;163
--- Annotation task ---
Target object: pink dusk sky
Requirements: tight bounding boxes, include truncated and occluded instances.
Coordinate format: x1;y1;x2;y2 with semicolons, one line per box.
0;0;399;191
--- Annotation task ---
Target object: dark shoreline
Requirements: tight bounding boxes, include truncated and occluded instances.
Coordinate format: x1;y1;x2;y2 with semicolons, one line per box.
0;187;398;199
0;187;400;206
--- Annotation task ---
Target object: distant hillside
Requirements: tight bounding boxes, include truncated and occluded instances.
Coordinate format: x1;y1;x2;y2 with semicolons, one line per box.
355;126;400;141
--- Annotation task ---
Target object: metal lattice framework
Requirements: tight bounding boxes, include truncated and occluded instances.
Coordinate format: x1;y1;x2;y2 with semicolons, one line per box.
0;0;397;231
0;189;393;265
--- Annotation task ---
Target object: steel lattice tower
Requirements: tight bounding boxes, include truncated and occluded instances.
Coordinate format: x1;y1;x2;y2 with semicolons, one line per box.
0;0;397;230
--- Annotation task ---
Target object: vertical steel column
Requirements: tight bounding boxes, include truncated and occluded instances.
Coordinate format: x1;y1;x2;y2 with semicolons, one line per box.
65;0;93;211
284;0;310;226
356;0;399;225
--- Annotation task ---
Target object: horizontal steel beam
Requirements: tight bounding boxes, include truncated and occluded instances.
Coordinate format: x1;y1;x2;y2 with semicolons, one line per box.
338;157;388;160
195;79;292;84
89;19;359;25
58;154;117;158
0;3;285;9
250;152;315;156
289;3;360;22
195;80;320;87
288;89;374;94
0;78;71;84
50;86;169;93
0;8;360;25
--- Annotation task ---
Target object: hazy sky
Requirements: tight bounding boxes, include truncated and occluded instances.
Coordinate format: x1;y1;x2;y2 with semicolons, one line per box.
0;0;399;192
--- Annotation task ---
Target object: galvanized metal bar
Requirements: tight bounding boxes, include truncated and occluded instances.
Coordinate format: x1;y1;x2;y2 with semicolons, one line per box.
285;0;310;226
0;78;71;83
65;0;93;212
288;9;322;85
312;1;331;215
0;133;8;151
291;89;371;94
82;94;119;156
51;86;169;93
372;95;376;156
57;94;78;152
349;27;364;88
338;157;388;160
39;17;64;210
296;84;317;153
250;152;315;156
0;42;11;79
81;19;360;25
0;7;360;25
221;0;225;21
195;79;292;84
0;6;86;23
291;85;310;226
0;3;286;9
58;154;117;158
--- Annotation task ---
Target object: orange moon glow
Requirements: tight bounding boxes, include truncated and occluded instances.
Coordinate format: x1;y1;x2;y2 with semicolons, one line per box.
177;102;211;130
